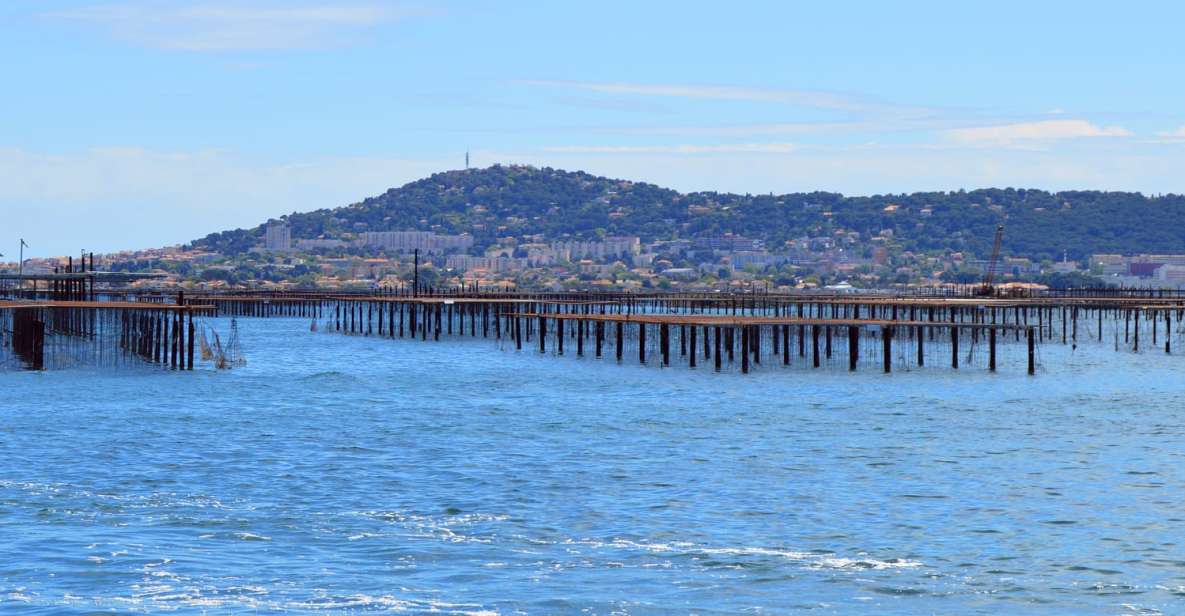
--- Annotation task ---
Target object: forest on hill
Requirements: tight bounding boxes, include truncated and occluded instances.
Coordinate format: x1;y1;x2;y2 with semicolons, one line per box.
192;165;1185;262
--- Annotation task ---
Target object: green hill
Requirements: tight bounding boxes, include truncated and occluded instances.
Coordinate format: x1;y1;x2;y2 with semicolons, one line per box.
192;164;1185;262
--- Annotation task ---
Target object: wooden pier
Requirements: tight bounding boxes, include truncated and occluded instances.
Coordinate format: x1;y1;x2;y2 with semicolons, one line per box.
7;285;1181;374
0;299;213;371
177;288;1185;376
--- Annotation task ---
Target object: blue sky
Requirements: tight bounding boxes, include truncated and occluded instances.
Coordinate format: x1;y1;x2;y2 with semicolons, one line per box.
4;0;1185;256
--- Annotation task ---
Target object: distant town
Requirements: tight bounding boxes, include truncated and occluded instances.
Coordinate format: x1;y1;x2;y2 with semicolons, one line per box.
5;217;1184;293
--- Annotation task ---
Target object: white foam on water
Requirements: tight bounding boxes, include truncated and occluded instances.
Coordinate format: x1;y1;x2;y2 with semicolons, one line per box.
234;531;271;541
562;537;923;571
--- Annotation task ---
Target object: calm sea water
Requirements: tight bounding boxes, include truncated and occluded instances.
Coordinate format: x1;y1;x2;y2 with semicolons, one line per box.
2;317;1184;614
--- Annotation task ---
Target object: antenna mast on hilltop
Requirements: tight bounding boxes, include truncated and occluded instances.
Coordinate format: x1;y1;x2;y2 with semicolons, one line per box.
465;150;470;170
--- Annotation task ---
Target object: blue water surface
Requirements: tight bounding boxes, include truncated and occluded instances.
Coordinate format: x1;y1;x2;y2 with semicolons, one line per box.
1;317;1184;614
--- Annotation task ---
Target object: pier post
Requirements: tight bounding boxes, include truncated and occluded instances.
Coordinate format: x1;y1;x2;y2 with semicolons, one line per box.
882;326;892;373
951;326;959;369
811;325;820;368
186;308;193;369
989;327;997;372
1028;327;1035;375
661;323;670;366
848;326;858;371
689;325;697;368
538;315;546;353
32;319;45;370
714;326;722;371
616;322;623;361
741;326;749;373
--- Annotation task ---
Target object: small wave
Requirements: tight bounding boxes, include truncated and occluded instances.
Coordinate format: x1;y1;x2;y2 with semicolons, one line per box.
297;370;363;384
563;538;923;570
234;532;271;542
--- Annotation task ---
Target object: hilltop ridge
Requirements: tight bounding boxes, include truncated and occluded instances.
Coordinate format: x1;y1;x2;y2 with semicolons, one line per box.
192;164;1185;261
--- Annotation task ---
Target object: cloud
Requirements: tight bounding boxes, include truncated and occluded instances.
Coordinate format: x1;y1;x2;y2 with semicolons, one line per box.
522;80;873;113
0;146;451;255
1157;125;1185;138
480;144;1185;198
543;143;796;154
46;1;414;51
944;119;1132;147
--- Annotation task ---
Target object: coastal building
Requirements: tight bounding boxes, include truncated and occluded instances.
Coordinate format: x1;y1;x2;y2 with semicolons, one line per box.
265;222;292;252
1089;253;1185;278
693;234;764;253
1154;264;1185;284
360;231;474;254
550;236;640;261
445;255;526;273
293;238;347;251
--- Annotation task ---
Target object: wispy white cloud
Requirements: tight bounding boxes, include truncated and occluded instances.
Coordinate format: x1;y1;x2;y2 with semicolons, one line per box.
607;122;850;137
945;119;1132;147
543;143;796;154
1157;125;1185;138
522;80;875;113
45;1;416;51
481;144;1185;197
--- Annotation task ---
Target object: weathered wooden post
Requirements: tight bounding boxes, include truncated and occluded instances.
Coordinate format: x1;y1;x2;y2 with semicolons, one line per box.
714;326;722;371
1166;309;1172;354
951;325;959;369
848;326;857;369
989;327;997;372
811;325;820;368
32;319;45;370
882;326;892;373
1027;326;1035;375
740;326;749;374
661;323;670;366
186;308;193;369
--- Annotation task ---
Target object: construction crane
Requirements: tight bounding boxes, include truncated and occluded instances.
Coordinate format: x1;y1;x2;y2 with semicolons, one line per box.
978;224;1005;296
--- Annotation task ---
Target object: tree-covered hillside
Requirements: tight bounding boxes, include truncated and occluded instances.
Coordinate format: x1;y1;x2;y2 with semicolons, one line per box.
192;165;1185;261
